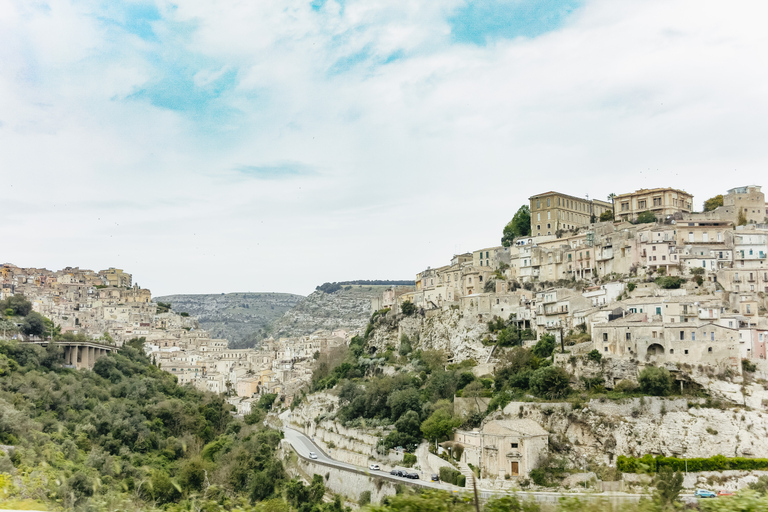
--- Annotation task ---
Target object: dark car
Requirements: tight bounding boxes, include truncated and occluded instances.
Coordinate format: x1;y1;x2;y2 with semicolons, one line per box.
405;472;419;479
431;474;440;482
390;469;404;477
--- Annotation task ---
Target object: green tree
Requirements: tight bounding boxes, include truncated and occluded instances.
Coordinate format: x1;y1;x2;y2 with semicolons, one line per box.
421;409;460;443
529;366;571;399
638;366;672;396
401;300;416;316
636;211;657;224
398;333;412;356
0;294;33;317
599;210;614;222
703;194;723;212
21;312;46;337
258;393;278;411
502;205;531;247
653;466;684;509
532;334;556;358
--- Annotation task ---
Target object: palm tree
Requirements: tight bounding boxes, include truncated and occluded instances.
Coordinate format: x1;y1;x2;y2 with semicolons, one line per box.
607;193;616;202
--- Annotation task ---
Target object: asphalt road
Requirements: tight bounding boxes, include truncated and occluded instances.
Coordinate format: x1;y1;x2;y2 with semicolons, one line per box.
281;426;661;502
283;427;451;491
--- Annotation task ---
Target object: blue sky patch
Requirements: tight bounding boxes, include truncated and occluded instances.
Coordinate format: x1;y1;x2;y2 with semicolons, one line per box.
98;1;162;41
448;0;582;45
235;163;317;179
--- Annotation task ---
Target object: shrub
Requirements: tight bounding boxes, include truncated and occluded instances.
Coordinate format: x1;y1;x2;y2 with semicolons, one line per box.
614;380;638;393
627;282;636;292
439;467;462;486
636;211;657;224
532;334;556;358
358;490;371;506
401;301;416;316
743;359;757;373
529;366;571;399
402;453;417;467
586;349;602;363
638;366;672;396
655;276;685;289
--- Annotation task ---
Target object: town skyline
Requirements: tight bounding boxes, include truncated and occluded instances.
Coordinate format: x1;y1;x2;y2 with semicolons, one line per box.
2;1;767;296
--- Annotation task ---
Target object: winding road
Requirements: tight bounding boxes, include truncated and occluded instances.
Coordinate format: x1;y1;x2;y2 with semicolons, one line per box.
281;425;657;502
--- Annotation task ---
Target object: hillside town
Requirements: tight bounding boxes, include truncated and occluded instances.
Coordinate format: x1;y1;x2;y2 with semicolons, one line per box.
0;263;350;415
377;185;768;371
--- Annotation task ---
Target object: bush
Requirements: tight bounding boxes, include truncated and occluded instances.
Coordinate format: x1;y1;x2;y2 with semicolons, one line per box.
439;467;463;486
401;301;416;316
532;335;556;358
627;282;636;292
599;211;614;222
618;454;768;473
529;366;571;399
613;380;638;393
655;276;685;289
636;211;657;224
638;366;672;396
402;453;417;467
586;349;602;363
742;359;757;373
358;490;371;506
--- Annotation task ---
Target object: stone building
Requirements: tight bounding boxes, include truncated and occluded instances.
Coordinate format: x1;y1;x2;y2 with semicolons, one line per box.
528;191;611;237
453;419;549;479
613;187;693;222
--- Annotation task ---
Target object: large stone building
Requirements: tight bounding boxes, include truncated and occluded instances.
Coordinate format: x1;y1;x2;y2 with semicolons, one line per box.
453;419;549;479
528;191;612;237
613;187;693;222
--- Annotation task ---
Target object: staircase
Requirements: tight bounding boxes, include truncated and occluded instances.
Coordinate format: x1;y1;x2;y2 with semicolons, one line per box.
457;460;477;488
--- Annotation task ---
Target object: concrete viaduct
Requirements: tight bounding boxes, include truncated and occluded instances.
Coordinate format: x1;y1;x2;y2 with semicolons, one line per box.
26;340;118;370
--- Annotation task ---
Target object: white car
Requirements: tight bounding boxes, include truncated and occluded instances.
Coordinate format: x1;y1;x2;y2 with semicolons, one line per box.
309;452;318;459
369;463;380;471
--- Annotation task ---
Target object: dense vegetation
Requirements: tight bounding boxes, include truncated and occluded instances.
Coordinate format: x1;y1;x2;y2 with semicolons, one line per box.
501;205;531;247
367;483;768;512
0;338;300;511
618;454;768;473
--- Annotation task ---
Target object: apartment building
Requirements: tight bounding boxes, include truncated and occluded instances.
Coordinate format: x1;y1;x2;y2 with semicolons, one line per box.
613;187;693;222
528;191;612;237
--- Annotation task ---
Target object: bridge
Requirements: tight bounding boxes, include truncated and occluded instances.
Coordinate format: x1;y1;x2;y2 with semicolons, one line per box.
24;340;118;370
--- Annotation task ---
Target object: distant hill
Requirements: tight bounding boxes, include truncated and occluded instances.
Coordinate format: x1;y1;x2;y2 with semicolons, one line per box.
259;284;391;344
153;292;304;346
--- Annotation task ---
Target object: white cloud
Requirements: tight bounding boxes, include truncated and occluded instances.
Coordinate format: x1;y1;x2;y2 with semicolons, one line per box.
1;0;767;296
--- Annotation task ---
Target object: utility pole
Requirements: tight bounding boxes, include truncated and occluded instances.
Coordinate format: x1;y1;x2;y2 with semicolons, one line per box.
559;326;565;353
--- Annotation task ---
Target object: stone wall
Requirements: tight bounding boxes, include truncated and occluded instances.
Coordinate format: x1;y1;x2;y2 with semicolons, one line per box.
498;397;768;463
284;440;405;504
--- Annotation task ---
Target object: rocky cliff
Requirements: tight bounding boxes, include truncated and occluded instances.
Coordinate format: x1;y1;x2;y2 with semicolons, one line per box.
265;285;387;340
153;292;303;347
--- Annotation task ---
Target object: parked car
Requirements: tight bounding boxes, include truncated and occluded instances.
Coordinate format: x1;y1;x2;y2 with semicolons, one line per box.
369;464;380;471
390;469;404;477
405;472;419;480
308;452;318;459
717;491;734;497
695;490;717;498
431;474;440;482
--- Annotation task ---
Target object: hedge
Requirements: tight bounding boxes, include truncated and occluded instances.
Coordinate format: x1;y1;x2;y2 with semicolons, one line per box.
617;454;768;473
439;467;465;487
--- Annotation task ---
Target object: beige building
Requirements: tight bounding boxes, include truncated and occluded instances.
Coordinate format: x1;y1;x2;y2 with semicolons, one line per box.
723;185;766;224
614;187;693;222
98;268;133;288
453;419;548;479
529;192;612;237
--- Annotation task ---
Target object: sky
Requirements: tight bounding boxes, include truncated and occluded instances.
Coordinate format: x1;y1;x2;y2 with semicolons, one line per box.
1;0;767;297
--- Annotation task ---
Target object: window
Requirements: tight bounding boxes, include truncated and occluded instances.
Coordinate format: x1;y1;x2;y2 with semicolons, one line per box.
537;213;541;221
680;331;684;340
653;245;657;251
479;276;483;282
604;347;608;352
684;349;689;355
511;443;518;448
547;198;550;207
603;333;608;341
691;332;695;341
708;347;712;352
626;332;631;341
670;349;674;354
547;223;551;229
